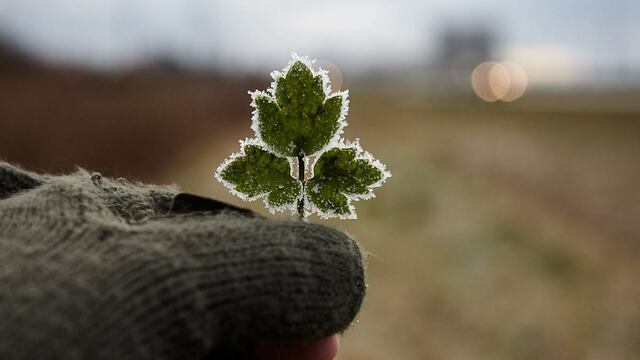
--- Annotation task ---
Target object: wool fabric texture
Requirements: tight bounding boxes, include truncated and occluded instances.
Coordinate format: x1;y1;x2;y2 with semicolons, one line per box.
0;162;365;360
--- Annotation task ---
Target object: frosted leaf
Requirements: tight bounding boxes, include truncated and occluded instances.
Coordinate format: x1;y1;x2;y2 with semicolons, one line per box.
215;54;389;220
304;139;391;219
214;139;301;212
250;53;349;157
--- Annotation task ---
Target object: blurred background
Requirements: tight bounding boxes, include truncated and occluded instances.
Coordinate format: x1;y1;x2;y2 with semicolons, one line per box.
1;0;639;358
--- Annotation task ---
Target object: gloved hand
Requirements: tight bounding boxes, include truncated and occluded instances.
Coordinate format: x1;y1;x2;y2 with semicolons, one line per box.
0;162;365;360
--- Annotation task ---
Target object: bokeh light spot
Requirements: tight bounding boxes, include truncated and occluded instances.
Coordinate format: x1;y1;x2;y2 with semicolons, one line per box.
501;61;528;102
488;63;511;100
471;61;500;102
316;60;343;91
471;61;528;102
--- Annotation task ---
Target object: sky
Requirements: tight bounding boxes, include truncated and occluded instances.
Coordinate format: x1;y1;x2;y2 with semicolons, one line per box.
0;0;638;82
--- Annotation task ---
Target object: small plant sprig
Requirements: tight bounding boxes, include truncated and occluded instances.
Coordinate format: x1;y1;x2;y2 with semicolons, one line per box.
215;53;390;219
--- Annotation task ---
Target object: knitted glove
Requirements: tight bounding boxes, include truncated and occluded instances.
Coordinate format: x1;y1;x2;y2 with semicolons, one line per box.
0;162;365;360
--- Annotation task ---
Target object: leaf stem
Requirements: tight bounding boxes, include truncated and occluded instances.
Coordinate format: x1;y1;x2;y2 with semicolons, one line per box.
297;153;305;219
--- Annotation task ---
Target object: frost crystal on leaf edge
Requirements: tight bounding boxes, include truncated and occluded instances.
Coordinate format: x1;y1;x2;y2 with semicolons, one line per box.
303;138;392;220
249;52;350;158
216;53;390;219
214;137;303;215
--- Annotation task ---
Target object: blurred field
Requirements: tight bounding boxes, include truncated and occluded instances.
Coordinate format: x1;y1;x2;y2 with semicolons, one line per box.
159;92;640;360
2;58;640;358
1;1;640;358
0;61;260;178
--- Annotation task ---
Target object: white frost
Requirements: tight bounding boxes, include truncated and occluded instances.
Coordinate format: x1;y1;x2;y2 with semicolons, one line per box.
214;137;302;214
248;52;350;158
304;138;392;220
216;53;390;220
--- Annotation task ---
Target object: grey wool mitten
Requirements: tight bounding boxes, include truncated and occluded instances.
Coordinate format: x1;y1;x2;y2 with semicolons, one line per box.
0;162;365;360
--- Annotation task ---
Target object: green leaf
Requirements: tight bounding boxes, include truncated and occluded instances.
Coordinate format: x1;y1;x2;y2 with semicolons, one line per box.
217;144;301;209
306;146;386;218
254;60;345;157
216;54;390;219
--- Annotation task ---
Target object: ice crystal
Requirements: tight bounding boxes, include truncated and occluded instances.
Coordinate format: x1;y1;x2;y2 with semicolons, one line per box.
215;53;390;219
